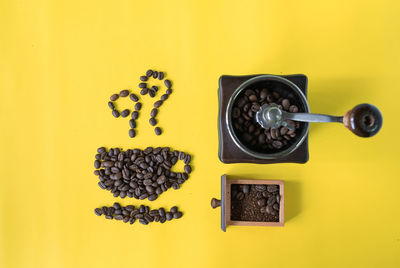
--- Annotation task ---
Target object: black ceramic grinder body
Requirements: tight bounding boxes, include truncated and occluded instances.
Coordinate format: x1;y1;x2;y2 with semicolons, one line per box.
218;74;310;164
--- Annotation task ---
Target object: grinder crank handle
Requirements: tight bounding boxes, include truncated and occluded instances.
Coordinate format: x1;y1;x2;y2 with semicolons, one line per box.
283;103;383;137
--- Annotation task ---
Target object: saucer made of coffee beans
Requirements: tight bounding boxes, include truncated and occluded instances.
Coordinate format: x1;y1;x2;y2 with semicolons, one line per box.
95;203;183;225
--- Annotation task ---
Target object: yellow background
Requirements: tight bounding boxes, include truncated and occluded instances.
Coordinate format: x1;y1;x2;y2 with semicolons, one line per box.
1;0;399;267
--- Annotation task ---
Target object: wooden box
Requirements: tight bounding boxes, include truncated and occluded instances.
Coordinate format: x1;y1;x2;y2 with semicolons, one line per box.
211;175;284;231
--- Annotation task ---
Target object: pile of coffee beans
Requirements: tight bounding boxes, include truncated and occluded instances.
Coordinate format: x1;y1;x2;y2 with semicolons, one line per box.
94;146;192;201
94;203;183;225
232;87;302;152
107;69;173;137
231;184;280;222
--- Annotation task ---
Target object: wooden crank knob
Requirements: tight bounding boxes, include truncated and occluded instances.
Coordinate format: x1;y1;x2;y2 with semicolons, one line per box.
211;198;221;209
343;103;382;137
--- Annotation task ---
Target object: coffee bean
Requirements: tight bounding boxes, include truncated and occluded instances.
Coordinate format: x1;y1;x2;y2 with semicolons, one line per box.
289;105;298;113
155;127;162;135
140;76;148;81
108;101;114;110
140;88;149;95
184;155;191;164
249;95;257;102
158;72;164;80
260;89;268;100
151;108;158;118
139;219;148;225
139;83;146;88
146;69;153;77
236;192;244;200
166;88;172;95
260;206;267;213
129;129;136;138
112;110;120;118
130;93;139;102
114;215;123;220
242;185;250;194
114;208;122;215
276;194;280;204
131;111;139;119
282;99;290;110
129;119;136;128
154;100;163;108
257;199;266;207
94;160;100;169
152;85;159;92
280;127;288;136
266;205;273;214
149;210;159;217
168;206;177;213
135;102;142;111
164;79;172;88
272;140;283;149
267;196;276;206
157;208;165;217
120;89;129;97
251;103;260;112
184;165;192;174
139;205;145;213
149;118;157;126
121;109;130;117
97;147;106;154
148;90;156;98
153;71;158;79
125;205;134;211
254;185;266;192
94;208;102;216
155;155;163;163
173;212;182;219
144;214;154;222
273;203;279;210
270;128;278;139
110;94;119;101
165;212;173;221
267;185;279;193
161;94;168;101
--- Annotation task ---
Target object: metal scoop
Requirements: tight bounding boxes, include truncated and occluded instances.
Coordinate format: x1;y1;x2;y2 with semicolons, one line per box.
255;103;383;137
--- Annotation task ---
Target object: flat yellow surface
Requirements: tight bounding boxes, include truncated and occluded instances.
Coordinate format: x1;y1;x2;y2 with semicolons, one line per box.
1;0;399;267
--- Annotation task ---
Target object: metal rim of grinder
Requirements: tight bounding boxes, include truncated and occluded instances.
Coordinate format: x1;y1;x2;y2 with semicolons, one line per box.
226;75;311;160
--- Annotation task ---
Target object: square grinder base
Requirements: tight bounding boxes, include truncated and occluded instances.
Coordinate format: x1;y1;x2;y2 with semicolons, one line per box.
218;74;309;164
